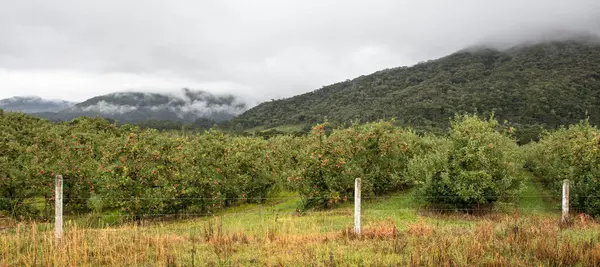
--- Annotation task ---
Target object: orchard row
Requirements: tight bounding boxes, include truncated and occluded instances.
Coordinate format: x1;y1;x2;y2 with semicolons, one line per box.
1;110;599;220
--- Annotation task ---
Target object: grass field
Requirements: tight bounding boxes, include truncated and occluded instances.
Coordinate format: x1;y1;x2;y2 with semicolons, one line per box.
2;173;600;266
245;124;305;134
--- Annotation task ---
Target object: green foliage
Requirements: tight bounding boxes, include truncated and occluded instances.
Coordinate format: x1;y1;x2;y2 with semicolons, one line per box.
95;130;185;215
527;120;600;217
293;121;429;209
0;112;54;219
0;113;278;220
409;115;524;209
190;132;278;206
265;135;307;191
231;40;600;144
10;109;600;220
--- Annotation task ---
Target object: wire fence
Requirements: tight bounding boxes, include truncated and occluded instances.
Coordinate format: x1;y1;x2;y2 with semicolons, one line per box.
0;195;573;219
0;181;580;233
0;210;586;238
0;194;583;201
0;179;583;250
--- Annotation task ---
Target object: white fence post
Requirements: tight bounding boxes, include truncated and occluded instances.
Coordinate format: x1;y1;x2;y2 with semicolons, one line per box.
55;174;63;242
354;178;361;235
561;179;570;224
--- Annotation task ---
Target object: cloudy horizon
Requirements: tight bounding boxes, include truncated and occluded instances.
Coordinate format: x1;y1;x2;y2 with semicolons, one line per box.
1;0;599;104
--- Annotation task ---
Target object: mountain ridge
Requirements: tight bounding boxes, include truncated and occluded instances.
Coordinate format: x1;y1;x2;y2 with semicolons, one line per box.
0;96;75;113
3;37;600;139
1;89;248;127
230;38;600;142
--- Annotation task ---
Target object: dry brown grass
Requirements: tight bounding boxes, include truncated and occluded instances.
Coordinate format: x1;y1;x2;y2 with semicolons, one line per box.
2;213;600;266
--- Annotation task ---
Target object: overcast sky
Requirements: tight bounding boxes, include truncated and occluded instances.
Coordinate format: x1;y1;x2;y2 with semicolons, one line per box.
0;0;599;104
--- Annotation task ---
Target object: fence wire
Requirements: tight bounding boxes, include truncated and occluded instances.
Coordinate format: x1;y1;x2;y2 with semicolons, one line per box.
0;195;587;201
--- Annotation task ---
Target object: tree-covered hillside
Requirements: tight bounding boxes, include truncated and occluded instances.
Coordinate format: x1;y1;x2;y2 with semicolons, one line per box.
0;96;74;113
231;39;600;142
30;89;247;126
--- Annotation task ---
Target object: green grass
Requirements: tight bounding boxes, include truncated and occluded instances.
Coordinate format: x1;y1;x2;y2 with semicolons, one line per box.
271;124;305;133
361;190;419;227
244;125;265;133
16;173;560;237
162;174;559;236
245;124;305;134
517;170;558;214
145;189;420;237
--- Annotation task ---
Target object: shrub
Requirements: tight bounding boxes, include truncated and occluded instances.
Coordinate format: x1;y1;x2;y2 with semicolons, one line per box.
92;129;279;216
527;120;600;217
94;130;189;216
410;115;523;210
294;121;428;209
0;113;283;220
0;113;61;219
265;135;308;190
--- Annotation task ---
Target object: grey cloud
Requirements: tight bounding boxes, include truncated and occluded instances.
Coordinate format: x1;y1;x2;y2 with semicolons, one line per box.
0;0;599;103
79;101;139;115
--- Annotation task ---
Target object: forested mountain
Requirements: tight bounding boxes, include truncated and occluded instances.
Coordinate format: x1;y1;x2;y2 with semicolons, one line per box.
5;39;600;140
231;38;600;142
0;96;74;113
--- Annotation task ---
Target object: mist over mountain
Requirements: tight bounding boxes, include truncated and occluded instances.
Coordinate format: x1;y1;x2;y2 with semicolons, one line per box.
0;96;75;113
2;89;248;126
64;88;246;122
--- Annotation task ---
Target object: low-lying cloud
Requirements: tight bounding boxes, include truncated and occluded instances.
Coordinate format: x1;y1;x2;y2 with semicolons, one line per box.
68;89;247;121
79;101;139;115
0;96;74;113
